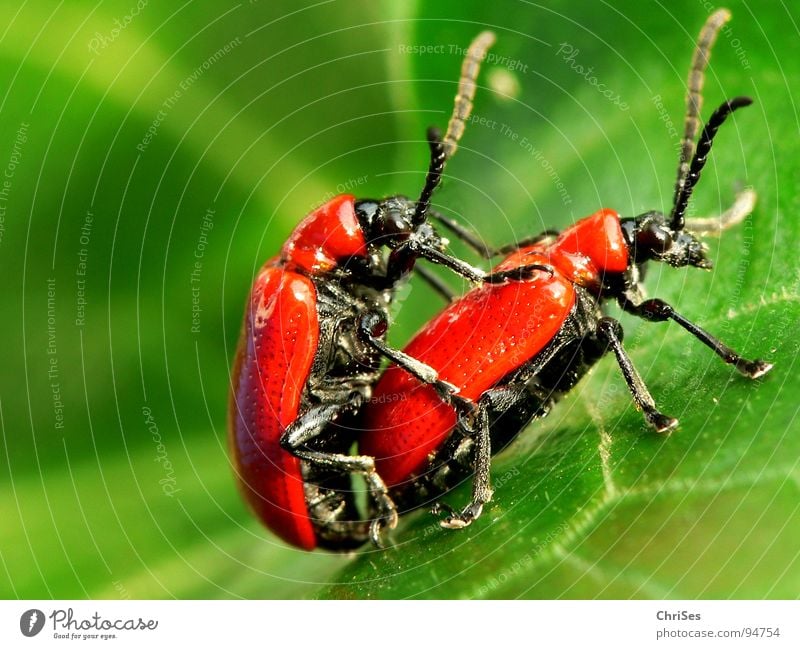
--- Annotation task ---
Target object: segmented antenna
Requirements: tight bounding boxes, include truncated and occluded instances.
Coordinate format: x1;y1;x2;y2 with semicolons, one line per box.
673;9;731;215
413;127;446;226
670;96;752;230
443;30;496;158
414;31;496;225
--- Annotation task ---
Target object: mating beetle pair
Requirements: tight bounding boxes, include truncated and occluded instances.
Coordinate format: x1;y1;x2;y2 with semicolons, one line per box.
229;9;772;550
229;32;524;549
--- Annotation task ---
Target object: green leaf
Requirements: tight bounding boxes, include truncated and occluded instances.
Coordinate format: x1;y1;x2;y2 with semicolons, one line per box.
320;1;800;598
322;301;800;598
1;0;798;599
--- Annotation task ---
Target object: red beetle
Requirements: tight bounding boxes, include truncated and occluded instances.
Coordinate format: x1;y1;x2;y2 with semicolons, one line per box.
229;32;536;549
358;9;772;531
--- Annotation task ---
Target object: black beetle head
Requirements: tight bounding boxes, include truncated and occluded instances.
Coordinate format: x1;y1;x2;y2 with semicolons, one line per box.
621;211;711;269
354;197;418;250
619;97;755;272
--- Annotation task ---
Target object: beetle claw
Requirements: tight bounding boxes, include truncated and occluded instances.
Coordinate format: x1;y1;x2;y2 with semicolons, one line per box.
431;501;457;517
737;358;773;379
433;501;482;530
369;511;397;548
648;412;679;434
369;520;385;548
440;516;471;530
433;380;460;399
368;488;398;548
440;511;477;530
430;381;479;422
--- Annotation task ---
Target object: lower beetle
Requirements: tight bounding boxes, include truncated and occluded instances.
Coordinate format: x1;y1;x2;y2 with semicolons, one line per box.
229;32;535;549
358;9;773;531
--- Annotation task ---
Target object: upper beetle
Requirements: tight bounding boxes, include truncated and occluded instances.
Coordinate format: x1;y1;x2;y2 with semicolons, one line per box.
228;32;534;550
358;9;773;531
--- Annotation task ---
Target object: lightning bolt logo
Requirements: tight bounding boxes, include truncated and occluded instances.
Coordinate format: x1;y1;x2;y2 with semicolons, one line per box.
20;608;45;637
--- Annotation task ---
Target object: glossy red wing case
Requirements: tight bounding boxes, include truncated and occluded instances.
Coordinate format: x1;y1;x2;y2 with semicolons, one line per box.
360;253;575;486
229;265;320;549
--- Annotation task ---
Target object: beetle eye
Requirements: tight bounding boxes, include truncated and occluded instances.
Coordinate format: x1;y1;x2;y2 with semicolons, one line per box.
638;224;673;254
376;207;411;243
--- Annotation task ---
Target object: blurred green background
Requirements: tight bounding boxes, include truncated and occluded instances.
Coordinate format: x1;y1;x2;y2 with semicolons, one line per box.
1;0;798;599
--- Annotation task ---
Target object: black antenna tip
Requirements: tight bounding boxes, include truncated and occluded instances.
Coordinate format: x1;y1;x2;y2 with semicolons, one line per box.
728;96;753;110
427;126;443;144
669;95;753;231
413;126;447;226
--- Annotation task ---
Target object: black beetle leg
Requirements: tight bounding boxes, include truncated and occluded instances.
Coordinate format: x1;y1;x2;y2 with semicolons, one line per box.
484;263;555;284
595;317;679;433
426;209;494;259
357;311;477;416
438;402;493;529
427;209;559;258
492;232;561;255
618;297;773;379
387;241;488;285
432;384;534;529
388;222;556;290
281;401;398;545
413;264;457;302
410;238;555;303
400;242;554;285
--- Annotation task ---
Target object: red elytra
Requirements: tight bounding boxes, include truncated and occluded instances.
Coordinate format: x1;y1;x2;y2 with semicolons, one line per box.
280;194;367;273
229;266;320;550
229;29;512;550
230;195;364;550
359;209;629;486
